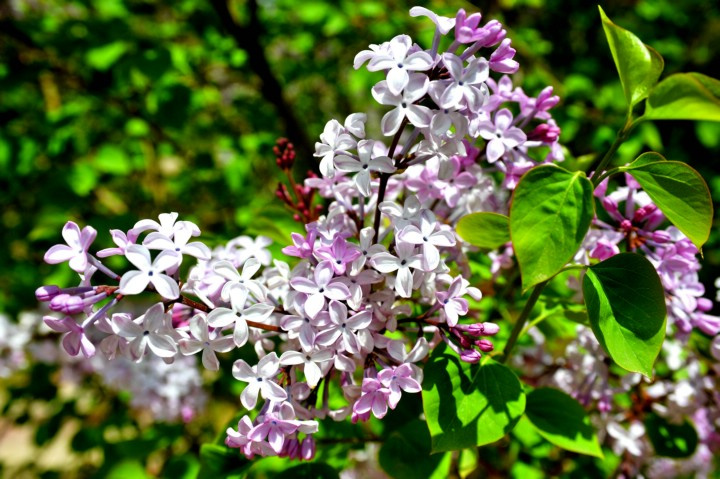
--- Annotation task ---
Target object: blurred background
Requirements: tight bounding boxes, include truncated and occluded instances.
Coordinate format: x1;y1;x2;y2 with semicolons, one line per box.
1;0;719;477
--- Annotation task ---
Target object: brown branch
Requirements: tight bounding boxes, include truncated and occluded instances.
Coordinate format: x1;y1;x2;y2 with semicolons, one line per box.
209;0;313;160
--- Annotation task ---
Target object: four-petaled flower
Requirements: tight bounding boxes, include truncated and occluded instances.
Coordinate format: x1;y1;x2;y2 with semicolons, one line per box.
118;245;180;299
366;34;434;95
232;352;288;410
112;303;177;360
334;140;396;197
290;260;351;318
44;221;97;273
372;73;433;136
179;314;236;370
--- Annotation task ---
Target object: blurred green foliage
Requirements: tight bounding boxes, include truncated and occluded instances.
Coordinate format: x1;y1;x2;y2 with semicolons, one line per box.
1;0;719;476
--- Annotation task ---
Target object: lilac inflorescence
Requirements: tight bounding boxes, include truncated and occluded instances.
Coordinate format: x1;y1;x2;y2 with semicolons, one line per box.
37;5;720;468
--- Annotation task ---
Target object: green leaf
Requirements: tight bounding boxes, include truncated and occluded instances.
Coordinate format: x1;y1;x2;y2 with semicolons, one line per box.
422;346;526;453
456;213;510;250
582;253;666;377
622;153;713;248
598;7;664;108
86;41;129;71
644;413;698;458
645;73;720;122
379;419;451;479
525;388;603;458
510;165;594;290
198;443;250;479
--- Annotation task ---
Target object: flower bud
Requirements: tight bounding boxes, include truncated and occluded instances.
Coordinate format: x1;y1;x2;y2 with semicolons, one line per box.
49;294;71;312
282;438;300;459
300;436;316;461
602;196;618;213
697;297;713;313
651;230;672;244
475;339;494;352
459;349;482;363
36;285;60;301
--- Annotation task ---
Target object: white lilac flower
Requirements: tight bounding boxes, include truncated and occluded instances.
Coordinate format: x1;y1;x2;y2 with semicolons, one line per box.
366;34;434;95
143;222;211;272
227;235;273;266
476;108;527;163
289;260;351;318
334;140;396;197
397;210;456;271
214;258;266;304
314;119;357;178
178;314;235;371
431;53;489;111
112;303;177;361
43;221;97;273
371;242;423;298
371;73;433;136
279;349;333;388
409;7;456;35
97;228;139;258
206;287;274;347
379;195;422;231
130;212;200;239
232;352;287;410
314;300;373;354
118;245;180;299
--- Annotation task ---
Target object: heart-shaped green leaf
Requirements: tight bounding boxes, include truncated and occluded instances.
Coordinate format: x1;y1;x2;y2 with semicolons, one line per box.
644;72;720;122
422;347;525;453
622;153;713;248
599;6;664;108
510;165;595;290
456;212;510;250
582;253;666;377
525;388;603;458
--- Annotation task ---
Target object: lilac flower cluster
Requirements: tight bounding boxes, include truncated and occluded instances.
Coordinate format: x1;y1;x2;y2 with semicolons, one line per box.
37;6;566;459
36;6;719;471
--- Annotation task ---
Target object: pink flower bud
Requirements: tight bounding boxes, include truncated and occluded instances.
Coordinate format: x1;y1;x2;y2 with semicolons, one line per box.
300;436;316;461
475;339;494;352
651;230;671;244
49;294;70;312
479;322;500;336
36;285;60;301
460;349;482;363
697;297;713;312
602;196;618;213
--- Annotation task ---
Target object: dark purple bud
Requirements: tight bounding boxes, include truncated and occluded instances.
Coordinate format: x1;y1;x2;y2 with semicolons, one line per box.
36;285;60;301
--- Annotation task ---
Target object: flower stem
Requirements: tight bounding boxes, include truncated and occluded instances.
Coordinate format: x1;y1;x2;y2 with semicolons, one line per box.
499;281;547;363
372;119;408;240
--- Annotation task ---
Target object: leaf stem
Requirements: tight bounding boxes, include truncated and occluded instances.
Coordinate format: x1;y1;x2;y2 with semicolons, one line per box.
499;281;547;363
589;116;641;186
